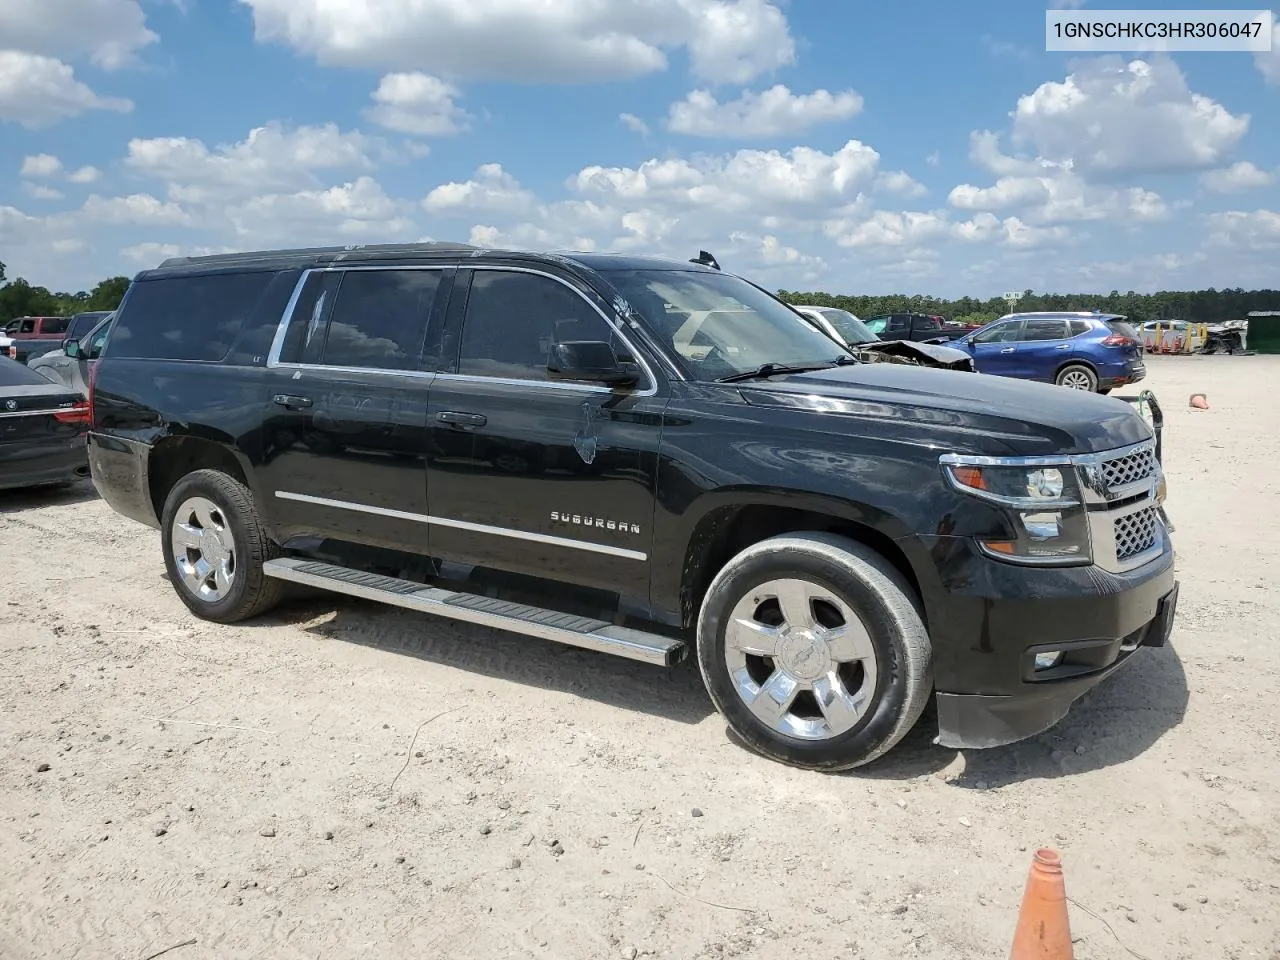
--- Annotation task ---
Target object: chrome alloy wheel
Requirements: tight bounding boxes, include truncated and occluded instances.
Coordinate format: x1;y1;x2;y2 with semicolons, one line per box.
1059;369;1094;390
723;577;879;741
170;496;237;603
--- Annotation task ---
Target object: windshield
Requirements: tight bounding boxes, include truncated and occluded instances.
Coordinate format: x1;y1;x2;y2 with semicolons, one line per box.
818;308;877;345
601;269;851;381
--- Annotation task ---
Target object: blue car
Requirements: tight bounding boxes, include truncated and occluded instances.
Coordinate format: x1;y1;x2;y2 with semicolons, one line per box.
955;312;1146;393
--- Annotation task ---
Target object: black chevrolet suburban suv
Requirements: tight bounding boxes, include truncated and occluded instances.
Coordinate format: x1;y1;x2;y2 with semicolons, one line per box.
87;244;1178;770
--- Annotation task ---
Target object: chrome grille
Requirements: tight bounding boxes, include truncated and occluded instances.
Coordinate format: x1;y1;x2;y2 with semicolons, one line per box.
1101;444;1156;489
1114;507;1159;561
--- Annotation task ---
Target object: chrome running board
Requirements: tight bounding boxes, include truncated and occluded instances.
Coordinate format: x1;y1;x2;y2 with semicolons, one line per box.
263;557;686;667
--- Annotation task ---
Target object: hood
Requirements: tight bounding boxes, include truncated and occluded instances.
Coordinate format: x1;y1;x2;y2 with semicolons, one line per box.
738;363;1152;456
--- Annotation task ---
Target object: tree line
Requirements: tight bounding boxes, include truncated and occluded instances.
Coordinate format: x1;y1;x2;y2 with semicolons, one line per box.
0;261;130;325
4;258;1277;328
778;287;1280;327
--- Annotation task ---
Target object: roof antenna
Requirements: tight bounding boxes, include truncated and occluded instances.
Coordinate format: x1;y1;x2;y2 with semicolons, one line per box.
690;250;721;270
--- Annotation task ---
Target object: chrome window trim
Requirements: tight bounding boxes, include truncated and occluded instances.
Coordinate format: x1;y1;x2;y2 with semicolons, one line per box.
266;262;661;398
274;490;648;562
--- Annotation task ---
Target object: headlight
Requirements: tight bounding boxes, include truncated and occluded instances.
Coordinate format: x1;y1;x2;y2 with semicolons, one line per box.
940;455;1092;566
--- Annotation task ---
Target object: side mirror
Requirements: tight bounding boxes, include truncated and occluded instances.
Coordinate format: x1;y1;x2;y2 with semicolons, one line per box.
64;338;82;359
547;341;639;387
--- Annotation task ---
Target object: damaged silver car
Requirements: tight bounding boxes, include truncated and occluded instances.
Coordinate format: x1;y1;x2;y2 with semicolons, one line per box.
792;304;976;371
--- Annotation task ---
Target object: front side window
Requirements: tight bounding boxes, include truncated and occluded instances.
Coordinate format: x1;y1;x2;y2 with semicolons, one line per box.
601;269;853;382
887;315;911;333
458;270;615;382
973;321;1022;344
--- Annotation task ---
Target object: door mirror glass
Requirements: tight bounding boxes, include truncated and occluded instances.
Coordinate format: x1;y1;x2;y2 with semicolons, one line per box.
547;340;638;387
64;339;82;359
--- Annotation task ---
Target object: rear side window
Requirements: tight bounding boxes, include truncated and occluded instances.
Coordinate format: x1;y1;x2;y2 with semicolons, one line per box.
1022;319;1069;341
110;272;276;362
319;269;442;371
42;317;69;335
1069;320;1090;336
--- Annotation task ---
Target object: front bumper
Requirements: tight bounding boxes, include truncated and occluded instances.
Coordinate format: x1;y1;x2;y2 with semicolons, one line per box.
936;579;1178;748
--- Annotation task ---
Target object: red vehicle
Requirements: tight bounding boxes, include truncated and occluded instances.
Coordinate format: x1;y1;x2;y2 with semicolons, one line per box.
3;317;71;340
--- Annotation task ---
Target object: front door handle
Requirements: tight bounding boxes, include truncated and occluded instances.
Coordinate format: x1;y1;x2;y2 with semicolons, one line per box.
1055;344;1071;350
999;347;1016;354
272;394;313;410
438;411;487;428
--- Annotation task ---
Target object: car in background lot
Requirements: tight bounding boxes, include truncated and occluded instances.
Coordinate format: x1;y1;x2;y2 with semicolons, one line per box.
792;304;975;371
0;354;91;492
862;312;967;344
955;312;1145;393
7;310;112;365
29;313;115;395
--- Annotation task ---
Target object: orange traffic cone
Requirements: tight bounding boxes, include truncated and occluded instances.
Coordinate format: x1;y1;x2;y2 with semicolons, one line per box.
1008;848;1074;959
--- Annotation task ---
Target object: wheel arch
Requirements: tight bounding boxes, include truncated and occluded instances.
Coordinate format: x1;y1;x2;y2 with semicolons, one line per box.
147;434;253;521
1054;358;1097;380
675;491;929;631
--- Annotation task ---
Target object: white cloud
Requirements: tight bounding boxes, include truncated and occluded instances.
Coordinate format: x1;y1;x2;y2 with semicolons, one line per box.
124;122;375;202
619;113;651;136
364;72;469;136
874;171;927;198
240;0;794;84
574;139;882;213
667;84;862;138
1205;209;1280;249
0;0;157;70
423;163;536;216
81;193;192;226
123;241;182;264
824;211;952;249
67;165;101;184
1200;161;1275;194
0;51;133;128
1010;57;1248;177
1256;15;1280;84
226;177;415;243
51;238;87;254
21;154;63;178
22;183;65;201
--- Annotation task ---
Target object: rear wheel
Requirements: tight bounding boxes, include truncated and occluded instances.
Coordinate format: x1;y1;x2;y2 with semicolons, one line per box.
160;469;284;623
1055;364;1097;391
696;533;932;771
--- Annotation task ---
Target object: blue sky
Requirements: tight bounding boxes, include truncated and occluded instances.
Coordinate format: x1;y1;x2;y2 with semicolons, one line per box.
1;0;1277;297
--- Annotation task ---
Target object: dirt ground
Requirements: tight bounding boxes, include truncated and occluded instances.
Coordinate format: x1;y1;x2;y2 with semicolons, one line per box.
2;355;1278;960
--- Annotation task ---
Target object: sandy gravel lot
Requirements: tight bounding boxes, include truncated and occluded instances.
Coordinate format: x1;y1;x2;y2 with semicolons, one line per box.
2;355;1278;960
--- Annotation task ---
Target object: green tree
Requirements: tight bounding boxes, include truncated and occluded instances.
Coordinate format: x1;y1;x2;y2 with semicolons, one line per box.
86;277;130;312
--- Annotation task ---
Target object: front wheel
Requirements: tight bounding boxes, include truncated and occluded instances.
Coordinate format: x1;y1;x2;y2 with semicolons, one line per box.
1055;364;1097;391
696;533;932;771
160;469;284;623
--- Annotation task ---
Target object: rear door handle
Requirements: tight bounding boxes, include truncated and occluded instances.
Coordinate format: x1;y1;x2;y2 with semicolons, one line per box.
438;411;487;428
272;394;313;410
1055;344;1071;350
999;347;1016;354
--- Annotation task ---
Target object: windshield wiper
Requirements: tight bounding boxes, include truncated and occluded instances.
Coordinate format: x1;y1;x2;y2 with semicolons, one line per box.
715;361;837;383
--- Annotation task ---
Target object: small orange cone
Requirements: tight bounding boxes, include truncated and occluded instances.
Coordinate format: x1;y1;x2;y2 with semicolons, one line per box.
1008;848;1074;959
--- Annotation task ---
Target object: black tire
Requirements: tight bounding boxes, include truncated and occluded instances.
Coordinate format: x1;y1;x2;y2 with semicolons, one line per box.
160;468;284;623
696;532;932;771
1055;363;1097;391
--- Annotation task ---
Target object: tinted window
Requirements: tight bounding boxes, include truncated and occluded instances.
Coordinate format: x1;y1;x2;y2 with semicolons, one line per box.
459;270;613;381
43;317;69;335
86;319;113;359
311;270;441;371
1106;319;1140;340
1069;320;1090;336
278;272;339;365
0;355;51;387
1022;319;1069;341
110;272;275;362
19;319;35;334
887;315;911;333
973;321;1022;344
